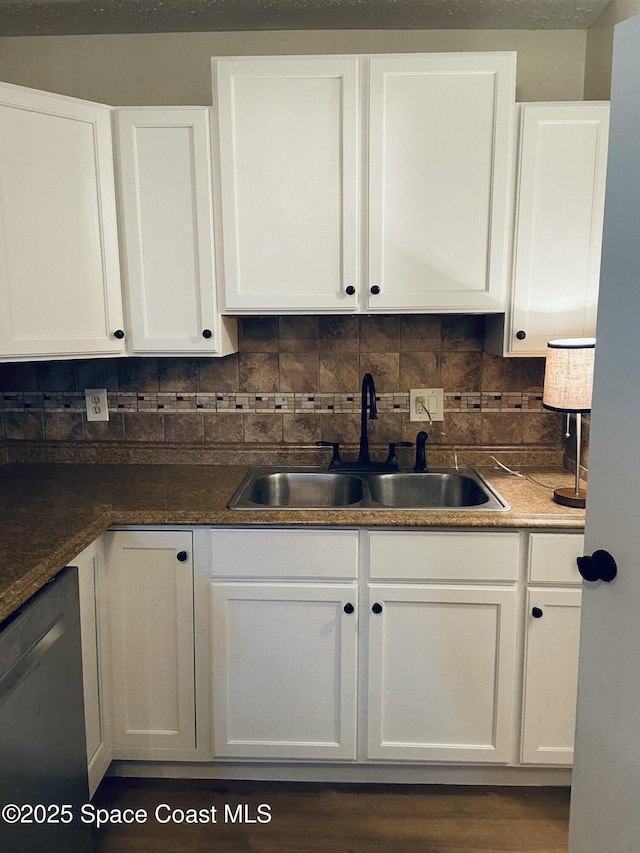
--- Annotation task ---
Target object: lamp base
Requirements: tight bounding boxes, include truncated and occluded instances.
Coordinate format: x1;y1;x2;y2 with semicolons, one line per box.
553;487;586;509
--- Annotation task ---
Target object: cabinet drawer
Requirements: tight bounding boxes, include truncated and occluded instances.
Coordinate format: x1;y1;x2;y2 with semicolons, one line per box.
369;531;519;581
210;529;358;579
528;533;584;584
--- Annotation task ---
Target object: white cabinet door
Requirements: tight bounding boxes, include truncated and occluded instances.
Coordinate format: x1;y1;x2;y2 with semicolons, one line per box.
101;530;196;758
521;587;582;765
367;584;517;763
115;107;236;355
211;581;358;760
499;103;609;356
0;82;125;360
214;57;359;313
75;538;111;796
367;53;515;312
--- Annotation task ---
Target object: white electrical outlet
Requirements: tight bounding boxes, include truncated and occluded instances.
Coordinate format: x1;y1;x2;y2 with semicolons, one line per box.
84;388;109;422
409;388;444;422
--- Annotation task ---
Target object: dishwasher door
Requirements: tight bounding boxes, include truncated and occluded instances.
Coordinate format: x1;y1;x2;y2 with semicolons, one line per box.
0;567;91;852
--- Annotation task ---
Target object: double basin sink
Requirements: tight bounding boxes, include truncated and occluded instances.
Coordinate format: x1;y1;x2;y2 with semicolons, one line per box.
228;466;509;511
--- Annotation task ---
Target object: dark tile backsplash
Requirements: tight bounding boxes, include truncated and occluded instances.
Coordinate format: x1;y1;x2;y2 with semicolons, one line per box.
0;315;560;456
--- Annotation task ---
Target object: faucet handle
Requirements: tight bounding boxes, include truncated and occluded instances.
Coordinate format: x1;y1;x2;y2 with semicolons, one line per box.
414;431;429;473
385;441;413;470
316;441;342;471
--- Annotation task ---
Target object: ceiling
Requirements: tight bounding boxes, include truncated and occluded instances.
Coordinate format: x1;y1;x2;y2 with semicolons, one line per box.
0;0;612;36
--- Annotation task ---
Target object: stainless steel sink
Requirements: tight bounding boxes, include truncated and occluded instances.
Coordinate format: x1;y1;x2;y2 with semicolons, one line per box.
368;472;493;508
238;471;364;508
228;467;509;511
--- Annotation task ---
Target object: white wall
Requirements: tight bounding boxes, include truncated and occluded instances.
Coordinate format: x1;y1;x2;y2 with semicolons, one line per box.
0;29;586;105
584;0;640;98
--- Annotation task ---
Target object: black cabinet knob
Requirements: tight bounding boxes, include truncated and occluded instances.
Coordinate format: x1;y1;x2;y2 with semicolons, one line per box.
516;330;526;340
372;602;383;614
202;329;212;339
114;329;125;340
345;286;356;296
577;550;617;582
343;603;355;614
176;551;188;562
532;607;544;619
370;285;381;295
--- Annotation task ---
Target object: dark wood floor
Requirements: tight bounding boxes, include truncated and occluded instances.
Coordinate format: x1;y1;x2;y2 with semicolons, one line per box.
90;778;570;853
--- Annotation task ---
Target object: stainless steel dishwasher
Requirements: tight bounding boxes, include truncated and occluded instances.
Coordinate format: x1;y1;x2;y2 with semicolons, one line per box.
0;567;91;852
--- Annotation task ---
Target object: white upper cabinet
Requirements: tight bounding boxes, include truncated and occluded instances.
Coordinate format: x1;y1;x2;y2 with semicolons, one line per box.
367;53;516;312
213;57;359;313
0;82;125;361
213;53;516;315
114;107;237;356
486;102;610;357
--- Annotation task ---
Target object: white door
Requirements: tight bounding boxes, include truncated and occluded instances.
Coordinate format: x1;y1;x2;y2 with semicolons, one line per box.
521;587;582;765
509;103;609;356
211;581;358;760
367;584;517;763
101;530;196;758
0;82;124;359
213;57;359;312
367;53;515;312
568;14;640;851
115;107;236;355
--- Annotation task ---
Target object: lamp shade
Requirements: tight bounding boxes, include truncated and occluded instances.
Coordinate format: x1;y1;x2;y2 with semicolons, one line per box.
542;337;595;413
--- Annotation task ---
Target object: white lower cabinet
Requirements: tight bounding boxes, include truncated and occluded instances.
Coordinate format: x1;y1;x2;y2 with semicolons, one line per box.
75;539;111;797
521;531;584;766
210;527;522;766
100;529;197;759
521;588;582;765
211;582;358;760
367;583;517;763
75;524;584;783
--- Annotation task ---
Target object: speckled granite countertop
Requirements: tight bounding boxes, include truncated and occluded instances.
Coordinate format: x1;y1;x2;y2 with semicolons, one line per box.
0;463;584;623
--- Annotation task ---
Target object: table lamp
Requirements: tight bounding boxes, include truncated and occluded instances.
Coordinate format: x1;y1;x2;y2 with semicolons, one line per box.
542;337;595;508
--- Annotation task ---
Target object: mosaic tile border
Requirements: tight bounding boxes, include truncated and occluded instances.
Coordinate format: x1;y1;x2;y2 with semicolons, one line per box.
0;390;544;415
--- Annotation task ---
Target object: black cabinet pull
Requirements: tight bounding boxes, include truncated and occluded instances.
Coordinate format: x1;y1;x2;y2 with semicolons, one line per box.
577;550;617;583
516;330;526;340
372;602;383;614
532;607;544;619
345;286;356;296
202;329;212;339
370;285;381;295
114;329;125;339
343;603;354;614
176;551;188;562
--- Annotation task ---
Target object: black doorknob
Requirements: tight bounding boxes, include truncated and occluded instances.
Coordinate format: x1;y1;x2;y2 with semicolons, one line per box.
532;607;544;619
577;550;617;582
372;602;383;614
176;551;189;562
343;603;354;614
370;285;381;295
516;330;526;340
202;329;212;339
345;286;356;296
114;329;125;339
